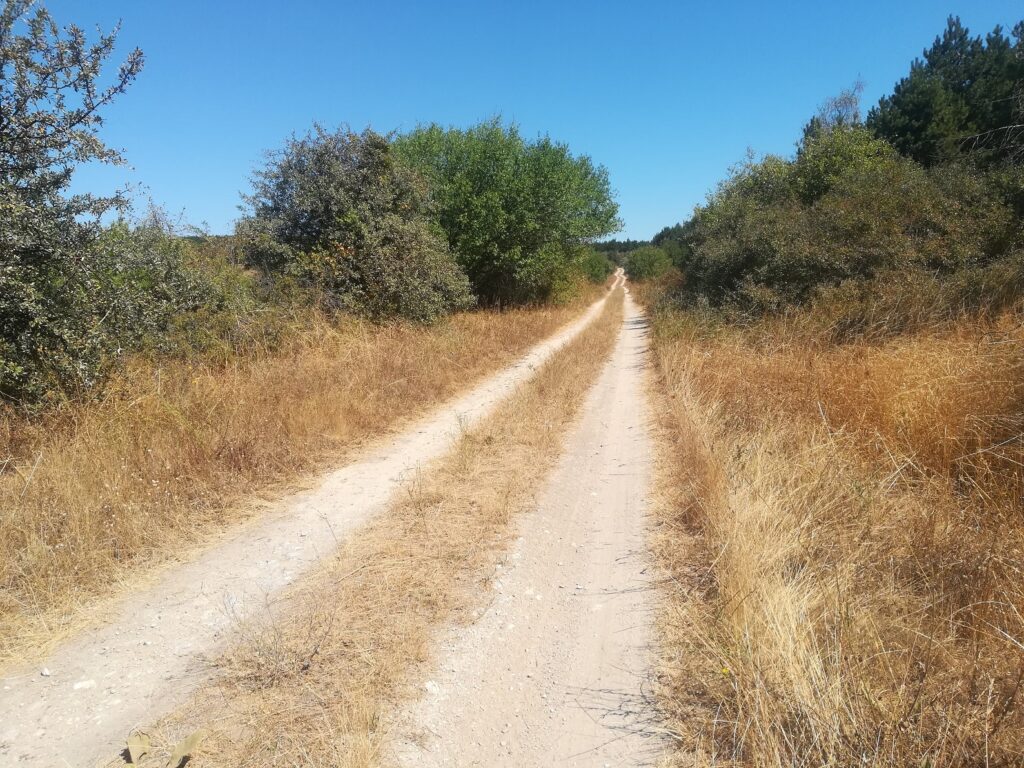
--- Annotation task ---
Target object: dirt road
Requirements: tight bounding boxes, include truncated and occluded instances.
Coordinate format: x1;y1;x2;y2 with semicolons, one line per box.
0;274;623;767
393;290;663;766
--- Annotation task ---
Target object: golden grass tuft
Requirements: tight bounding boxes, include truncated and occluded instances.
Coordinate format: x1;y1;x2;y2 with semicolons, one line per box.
643;286;1024;766
0;294;602;665
139;288;625;768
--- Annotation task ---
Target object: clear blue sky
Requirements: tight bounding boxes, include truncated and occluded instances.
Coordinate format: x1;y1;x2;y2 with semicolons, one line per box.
52;0;1022;240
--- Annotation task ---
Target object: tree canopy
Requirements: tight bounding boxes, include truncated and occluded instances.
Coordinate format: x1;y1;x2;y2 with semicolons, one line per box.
0;0;149;400
394;119;620;304
653;15;1024;316
665;122;1017;308
238;127;472;322
625;246;672;281
867;17;1024;166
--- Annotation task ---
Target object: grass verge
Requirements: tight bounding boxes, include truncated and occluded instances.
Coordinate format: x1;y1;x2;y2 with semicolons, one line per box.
121;285;625;767
0;292;603;666
642;283;1024;766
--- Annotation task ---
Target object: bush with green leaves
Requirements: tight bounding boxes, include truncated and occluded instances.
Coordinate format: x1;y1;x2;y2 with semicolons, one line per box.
0;2;261;404
670;124;1019;310
394;119;621;304
793;125;899;203
238;127;472;322
579;248;615;283
625;246;673;281
0;0;152;402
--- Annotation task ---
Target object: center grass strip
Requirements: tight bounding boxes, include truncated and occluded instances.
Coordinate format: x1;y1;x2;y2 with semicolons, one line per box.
137;288;625;768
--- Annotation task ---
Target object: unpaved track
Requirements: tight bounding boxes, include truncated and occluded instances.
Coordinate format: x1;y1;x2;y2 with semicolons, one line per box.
393;290;664;766
0;274;623;768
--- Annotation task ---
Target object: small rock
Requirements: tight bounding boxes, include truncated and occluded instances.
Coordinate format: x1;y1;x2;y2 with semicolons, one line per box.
40;668;51;677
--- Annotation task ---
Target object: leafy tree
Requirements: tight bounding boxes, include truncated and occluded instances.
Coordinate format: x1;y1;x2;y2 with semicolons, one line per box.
579;248;615;283
652;221;695;268
238;127;472;322
666;129;1017;308
794;125;898;204
0;0;146;401
592;238;648;266
625;246;672;281
394;119;620;304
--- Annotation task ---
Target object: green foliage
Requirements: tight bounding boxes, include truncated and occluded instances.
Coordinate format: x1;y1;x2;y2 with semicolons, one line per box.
394;118;620;304
579;248;615;283
593;239;647;266
625;246;673;281
670;124;1019;310
238;127;473;322
593;239;647;254
90;218;226;352
867;17;1024;166
802;253;1024;341
652;222;695;267
0;1;283;405
0;0;151;402
794;126;897;203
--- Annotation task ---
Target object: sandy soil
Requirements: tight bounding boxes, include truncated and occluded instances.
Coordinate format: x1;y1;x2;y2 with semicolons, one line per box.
0;274;622;768
392;290;665;766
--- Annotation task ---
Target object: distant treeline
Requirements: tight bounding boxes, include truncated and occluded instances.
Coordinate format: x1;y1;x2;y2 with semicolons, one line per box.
641;16;1024;330
593;239;648;260
0;1;619;404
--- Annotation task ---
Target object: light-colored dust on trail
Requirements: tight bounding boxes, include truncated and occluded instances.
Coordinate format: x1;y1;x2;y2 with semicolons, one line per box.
392;290;665;767
0;274;623;768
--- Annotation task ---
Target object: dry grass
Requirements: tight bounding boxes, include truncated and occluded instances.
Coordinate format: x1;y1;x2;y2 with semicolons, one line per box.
641;283;1024;767
131;287;625;767
0;293;603;665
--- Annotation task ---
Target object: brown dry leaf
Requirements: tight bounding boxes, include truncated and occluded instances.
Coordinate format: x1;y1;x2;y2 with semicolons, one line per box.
126;732;151;764
165;729;208;768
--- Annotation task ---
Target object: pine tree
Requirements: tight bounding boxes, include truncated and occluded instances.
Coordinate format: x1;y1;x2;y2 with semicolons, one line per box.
867;16;1024;166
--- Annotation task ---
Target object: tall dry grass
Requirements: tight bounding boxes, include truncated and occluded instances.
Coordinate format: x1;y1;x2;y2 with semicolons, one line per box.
134;288;626;768
643;284;1024;766
0;295;601;665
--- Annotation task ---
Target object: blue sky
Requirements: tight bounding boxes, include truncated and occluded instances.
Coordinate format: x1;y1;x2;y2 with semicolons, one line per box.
51;0;1023;240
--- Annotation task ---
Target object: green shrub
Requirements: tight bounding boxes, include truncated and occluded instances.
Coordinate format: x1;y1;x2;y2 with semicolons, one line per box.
793;126;899;203
1;216;225;402
625;246;673;281
793;255;1024;341
0;0;157;403
238;127;472;322
579;248;615;283
394;118;620;305
671;126;1020;311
